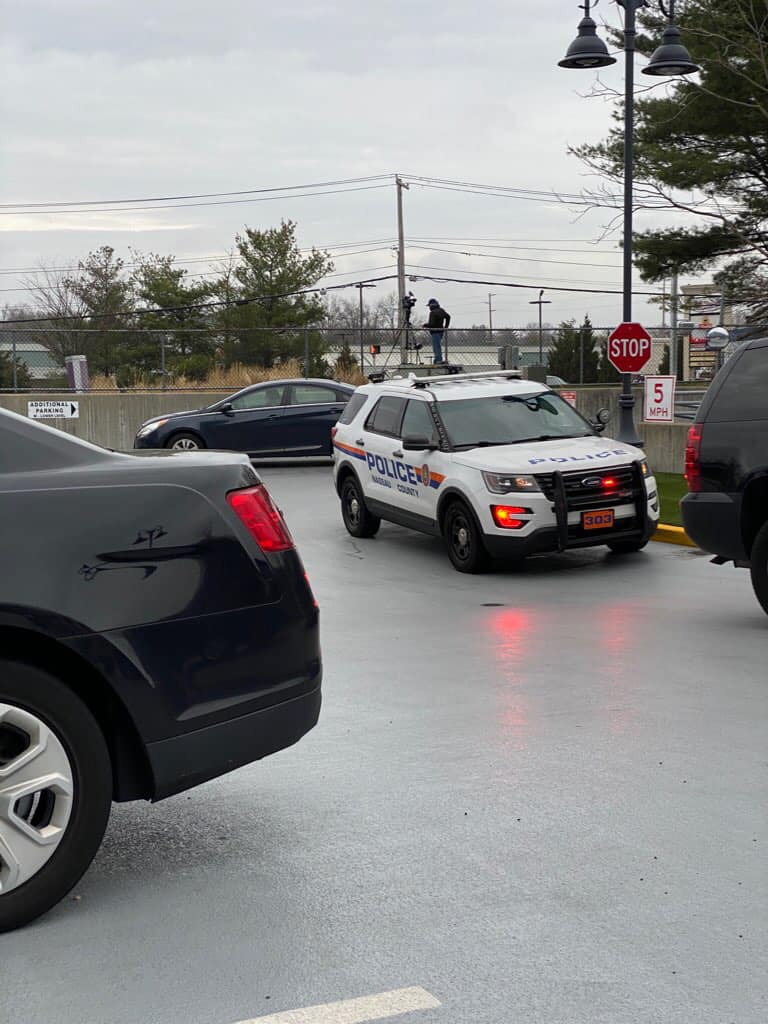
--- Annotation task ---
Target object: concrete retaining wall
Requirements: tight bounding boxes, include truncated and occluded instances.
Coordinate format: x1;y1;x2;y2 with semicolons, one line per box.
0;392;223;451
0;387;689;474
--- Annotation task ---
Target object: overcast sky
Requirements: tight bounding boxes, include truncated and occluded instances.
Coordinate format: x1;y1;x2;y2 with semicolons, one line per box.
1;0;697;328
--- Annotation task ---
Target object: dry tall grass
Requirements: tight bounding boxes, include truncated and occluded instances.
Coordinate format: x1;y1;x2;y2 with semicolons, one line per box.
89;359;367;391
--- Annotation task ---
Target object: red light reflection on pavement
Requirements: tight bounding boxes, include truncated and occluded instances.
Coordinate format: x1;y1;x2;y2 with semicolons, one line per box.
485;607;539;749
597;603;641;736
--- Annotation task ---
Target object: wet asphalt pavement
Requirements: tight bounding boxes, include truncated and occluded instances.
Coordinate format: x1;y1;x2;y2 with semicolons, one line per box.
2;466;766;1024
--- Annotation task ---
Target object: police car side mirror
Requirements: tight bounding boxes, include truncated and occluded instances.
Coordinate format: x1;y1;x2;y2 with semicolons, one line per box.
591;407;611;433
402;434;436;452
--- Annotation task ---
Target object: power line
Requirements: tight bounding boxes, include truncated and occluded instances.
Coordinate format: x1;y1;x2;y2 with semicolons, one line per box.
410;238;619;254
0;258;398;296
0;175;395;210
407;272;664;298
404;176;730;213
408;243;623;269
405;262;647;288
0;275;401;324
0;239;398;276
0;246;397;294
0;183;392;217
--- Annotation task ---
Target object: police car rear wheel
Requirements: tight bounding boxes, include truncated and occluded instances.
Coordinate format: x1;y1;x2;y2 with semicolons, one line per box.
607;538;649;554
749;519;768;616
444;501;490;574
341;477;380;538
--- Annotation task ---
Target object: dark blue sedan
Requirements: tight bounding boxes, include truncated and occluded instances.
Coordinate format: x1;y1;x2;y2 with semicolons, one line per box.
134;378;355;458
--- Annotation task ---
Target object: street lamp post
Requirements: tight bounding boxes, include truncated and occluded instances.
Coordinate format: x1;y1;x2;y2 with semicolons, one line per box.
354;282;377;372
559;0;699;445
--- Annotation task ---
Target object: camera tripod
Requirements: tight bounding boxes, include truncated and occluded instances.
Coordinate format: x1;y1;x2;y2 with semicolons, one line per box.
374;294;426;375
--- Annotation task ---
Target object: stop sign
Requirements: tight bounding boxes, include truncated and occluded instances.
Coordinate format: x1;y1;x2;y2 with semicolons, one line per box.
608;322;652;374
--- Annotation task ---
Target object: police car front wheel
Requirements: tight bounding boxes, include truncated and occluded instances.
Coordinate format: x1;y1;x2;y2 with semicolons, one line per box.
341;477;381;538
444;500;490;574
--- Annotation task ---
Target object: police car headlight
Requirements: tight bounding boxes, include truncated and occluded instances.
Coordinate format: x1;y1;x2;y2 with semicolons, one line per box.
482;472;540;494
137;419;168;438
639;460;650;477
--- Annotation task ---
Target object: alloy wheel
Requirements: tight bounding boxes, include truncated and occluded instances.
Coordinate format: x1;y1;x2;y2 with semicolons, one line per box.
0;705;74;895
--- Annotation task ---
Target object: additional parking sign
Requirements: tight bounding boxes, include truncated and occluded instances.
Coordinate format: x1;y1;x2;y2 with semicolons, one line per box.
27;400;80;420
560;391;578;407
643;376;676;424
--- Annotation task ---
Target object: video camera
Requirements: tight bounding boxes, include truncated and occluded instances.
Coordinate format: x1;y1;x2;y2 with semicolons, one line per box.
402;291;417;320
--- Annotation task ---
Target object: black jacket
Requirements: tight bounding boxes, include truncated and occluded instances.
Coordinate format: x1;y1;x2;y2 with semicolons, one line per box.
425;306;451;330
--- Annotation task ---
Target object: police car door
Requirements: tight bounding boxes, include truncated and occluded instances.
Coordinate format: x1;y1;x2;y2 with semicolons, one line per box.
360;394;409;507
397;397;444;523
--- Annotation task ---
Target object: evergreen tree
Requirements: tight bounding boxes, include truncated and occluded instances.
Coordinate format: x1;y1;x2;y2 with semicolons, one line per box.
214;221;333;369
547;316;600;382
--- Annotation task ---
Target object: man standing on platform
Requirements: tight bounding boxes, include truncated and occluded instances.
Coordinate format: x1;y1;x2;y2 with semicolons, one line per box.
423;298;450;365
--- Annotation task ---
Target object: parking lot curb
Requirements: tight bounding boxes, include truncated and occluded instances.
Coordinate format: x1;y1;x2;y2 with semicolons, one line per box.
653;524;697;547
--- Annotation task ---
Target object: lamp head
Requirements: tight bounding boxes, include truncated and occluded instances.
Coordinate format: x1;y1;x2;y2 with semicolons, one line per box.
642;23;700;77
559;8;616;70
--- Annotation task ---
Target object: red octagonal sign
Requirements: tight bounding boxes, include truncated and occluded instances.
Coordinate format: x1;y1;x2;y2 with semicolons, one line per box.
608;322;652;374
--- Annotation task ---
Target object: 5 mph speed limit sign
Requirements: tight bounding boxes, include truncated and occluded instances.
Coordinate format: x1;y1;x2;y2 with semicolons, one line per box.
643;375;676;424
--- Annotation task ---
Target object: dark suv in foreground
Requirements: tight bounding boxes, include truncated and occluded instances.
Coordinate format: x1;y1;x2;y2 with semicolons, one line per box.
0;408;321;931
681;337;768;616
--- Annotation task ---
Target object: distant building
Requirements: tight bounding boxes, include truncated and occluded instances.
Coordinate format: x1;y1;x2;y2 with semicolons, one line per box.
0;340;60;380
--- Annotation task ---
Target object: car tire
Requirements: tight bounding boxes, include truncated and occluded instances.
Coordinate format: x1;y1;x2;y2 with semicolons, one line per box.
607;538;649;555
749;520;768;617
165;432;205;451
0;662;112;933
444;500;491;574
340;476;380;538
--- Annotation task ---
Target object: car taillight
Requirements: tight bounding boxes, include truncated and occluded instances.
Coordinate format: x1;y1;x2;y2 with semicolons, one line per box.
491;505;530;530
227;485;294;552
331;426;338;440
684;425;703;492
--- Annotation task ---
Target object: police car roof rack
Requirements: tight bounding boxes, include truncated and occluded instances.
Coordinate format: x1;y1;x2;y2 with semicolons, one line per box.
409;369;524;389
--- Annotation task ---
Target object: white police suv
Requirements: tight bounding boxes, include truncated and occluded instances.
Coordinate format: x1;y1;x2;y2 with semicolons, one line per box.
332;371;659;573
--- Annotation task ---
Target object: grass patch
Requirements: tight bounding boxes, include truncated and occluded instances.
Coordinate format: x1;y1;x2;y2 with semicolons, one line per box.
654;472;688;526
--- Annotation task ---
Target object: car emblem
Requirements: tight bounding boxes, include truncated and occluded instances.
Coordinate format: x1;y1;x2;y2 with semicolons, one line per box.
420;464;431;487
582;476;603;487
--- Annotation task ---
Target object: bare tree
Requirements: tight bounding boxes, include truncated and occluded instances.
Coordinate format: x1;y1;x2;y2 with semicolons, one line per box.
21;263;89;369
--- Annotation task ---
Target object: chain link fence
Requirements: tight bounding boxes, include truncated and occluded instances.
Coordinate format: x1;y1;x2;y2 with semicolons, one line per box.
0;323;761;392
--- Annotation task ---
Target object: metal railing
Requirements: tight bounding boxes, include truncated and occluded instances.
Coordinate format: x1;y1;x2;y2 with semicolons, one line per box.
0;323;760;393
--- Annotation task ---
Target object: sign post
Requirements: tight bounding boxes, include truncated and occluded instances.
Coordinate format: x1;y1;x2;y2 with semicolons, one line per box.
643;375;676;424
608;322;652;447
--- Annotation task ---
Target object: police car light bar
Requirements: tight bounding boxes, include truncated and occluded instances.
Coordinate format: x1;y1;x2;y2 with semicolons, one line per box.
411;369;523;389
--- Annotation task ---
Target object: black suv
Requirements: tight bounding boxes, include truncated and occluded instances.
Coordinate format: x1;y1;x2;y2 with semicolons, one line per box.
681;336;768;615
0;408;321;931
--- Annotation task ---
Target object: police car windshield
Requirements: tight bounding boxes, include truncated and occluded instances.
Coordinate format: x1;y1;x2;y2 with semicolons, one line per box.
439;394;594;449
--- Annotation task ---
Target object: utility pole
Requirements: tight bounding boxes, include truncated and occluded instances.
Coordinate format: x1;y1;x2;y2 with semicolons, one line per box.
670;268;679;381
529;289;552;364
487;293;496;342
396;175;409;364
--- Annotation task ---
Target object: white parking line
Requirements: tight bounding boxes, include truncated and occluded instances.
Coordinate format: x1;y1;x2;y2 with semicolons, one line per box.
232;986;441;1024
